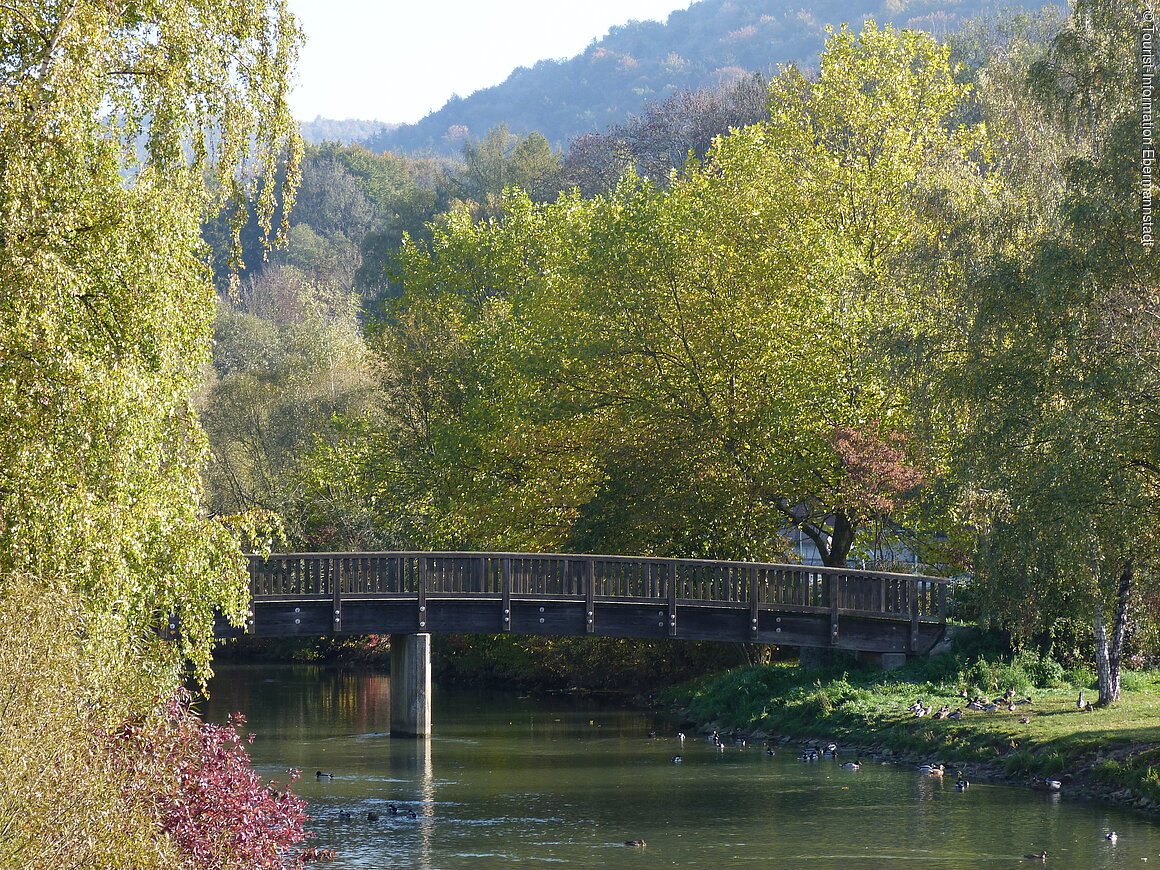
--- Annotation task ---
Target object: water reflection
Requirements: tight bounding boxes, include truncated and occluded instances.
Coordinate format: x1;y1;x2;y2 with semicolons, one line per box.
204;665;1160;870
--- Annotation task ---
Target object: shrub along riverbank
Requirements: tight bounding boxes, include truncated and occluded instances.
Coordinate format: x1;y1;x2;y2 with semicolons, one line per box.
661;640;1160;814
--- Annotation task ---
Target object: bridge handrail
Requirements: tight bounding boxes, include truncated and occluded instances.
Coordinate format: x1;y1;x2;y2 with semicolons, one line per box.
246;551;949;583
246;551;950;622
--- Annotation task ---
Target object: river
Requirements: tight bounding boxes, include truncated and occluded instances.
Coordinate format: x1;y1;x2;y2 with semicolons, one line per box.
204;664;1160;869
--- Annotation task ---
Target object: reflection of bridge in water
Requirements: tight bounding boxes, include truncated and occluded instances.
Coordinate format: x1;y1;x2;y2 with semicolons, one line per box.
217;552;950;736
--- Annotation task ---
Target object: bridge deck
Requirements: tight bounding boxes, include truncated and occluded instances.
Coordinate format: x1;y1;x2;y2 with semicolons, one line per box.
219;552;950;654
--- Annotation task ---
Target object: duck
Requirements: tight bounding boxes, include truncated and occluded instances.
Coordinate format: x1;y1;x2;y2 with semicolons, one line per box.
1105;831;1118;841
918;763;945;776
967;697;986;711
1032;779;1062;792
823;743;839;756
299;847;337;861
933;705;951;719
912;703;930;718
647;730;657;739
947;708;964;720
800;748;820;762
841;761;861;770
316;770;335;780
337;809;352;822
955;778;970;790
1023;850;1047;860
387;804;398;815
367;811;380;822
982;702;1000;713
624;840;646;848
677;732;686;743
405;808;418;819
765;746;776;757
1019;716;1032;725
671;755;683;764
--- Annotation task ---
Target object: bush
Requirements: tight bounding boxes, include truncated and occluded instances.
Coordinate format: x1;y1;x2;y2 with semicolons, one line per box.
1018;652;1067;688
108;689;309;869
0;577;311;870
0;578;180;870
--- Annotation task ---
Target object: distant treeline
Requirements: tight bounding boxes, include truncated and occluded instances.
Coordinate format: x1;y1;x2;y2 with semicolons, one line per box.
354;0;1057;156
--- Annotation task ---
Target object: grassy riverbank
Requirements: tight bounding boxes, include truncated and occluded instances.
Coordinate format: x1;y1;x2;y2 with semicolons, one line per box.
662;647;1160;813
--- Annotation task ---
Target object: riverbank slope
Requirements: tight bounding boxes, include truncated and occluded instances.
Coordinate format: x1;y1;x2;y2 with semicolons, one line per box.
661;656;1160;815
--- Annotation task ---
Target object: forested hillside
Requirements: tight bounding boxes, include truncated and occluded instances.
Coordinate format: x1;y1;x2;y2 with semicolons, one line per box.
365;0;1052;155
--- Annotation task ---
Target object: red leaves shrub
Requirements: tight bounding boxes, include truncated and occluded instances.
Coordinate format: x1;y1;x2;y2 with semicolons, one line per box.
107;688;310;869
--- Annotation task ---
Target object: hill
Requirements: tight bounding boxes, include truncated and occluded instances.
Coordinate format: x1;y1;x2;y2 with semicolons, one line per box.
363;0;1048;156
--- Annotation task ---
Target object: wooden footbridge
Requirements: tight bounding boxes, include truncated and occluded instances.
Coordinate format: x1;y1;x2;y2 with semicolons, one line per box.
215;551;949;736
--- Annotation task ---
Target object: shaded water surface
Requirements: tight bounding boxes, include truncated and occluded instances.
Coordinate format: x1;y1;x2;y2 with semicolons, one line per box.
205;665;1160;869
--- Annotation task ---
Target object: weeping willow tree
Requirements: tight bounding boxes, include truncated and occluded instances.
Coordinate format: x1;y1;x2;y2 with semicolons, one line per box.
0;0;302;679
951;0;1159;704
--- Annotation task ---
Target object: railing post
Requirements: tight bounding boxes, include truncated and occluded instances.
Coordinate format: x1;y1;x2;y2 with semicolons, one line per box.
417;556;428;630
830;573;840;646
749;564;759;640
668;560;678;637
585;558;595;633
938;580;948;622
476;555;485;593
332;557;342;633
909;577;919;652
501;557;512;631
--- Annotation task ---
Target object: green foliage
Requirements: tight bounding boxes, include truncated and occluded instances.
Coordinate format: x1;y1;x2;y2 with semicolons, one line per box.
0;0;302;680
343;23;979;565
200;270;376;548
433;634;742;692
934;0;1160;700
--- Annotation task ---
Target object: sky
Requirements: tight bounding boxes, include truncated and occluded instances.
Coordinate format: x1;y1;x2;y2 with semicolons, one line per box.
286;0;692;125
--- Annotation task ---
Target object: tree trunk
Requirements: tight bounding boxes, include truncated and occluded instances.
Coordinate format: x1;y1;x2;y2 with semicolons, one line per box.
823;512;856;568
1094;561;1132;706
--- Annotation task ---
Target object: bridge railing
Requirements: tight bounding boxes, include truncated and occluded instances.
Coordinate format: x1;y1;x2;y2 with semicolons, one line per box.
248;552;948;622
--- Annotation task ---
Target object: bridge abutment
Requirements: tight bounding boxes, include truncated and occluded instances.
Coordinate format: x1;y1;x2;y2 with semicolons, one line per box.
390;633;432;737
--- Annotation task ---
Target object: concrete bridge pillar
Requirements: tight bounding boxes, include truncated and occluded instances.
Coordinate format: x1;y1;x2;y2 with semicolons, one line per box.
390;633;432;737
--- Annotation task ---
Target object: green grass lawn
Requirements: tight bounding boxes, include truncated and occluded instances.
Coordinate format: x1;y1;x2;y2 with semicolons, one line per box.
663;657;1160;805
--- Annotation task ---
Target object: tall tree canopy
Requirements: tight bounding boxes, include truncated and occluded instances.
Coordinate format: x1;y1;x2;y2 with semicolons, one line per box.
349;22;976;566
943;0;1158;702
0;0;302;678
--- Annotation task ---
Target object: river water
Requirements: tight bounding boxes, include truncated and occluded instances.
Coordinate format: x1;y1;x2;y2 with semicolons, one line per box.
204;664;1160;869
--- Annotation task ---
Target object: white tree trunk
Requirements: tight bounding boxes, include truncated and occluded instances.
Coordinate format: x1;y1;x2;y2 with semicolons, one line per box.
1093;608;1113;703
1094;562;1132;706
